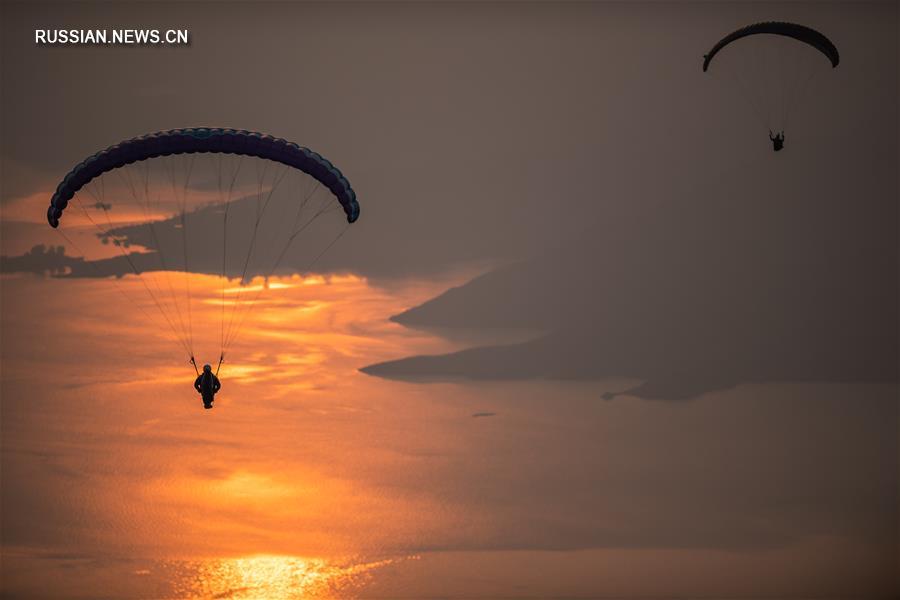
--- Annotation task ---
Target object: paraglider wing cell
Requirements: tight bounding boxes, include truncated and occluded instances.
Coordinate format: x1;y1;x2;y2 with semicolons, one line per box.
47;128;359;228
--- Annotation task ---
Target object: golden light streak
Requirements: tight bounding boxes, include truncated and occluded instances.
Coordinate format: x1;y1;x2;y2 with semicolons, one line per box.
168;554;397;599
222;281;294;294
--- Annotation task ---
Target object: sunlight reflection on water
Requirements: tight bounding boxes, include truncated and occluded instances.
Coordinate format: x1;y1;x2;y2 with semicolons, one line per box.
2;270;896;598
164;554;395;600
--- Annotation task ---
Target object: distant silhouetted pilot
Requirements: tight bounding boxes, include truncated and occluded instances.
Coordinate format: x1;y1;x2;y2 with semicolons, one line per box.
194;364;221;409
769;130;785;152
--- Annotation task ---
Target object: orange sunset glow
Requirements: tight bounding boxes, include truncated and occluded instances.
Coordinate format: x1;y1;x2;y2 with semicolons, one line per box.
1;265;468;598
4;261;894;598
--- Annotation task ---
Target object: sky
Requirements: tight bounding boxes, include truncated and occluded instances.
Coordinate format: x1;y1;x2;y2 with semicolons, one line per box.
1;1;898;598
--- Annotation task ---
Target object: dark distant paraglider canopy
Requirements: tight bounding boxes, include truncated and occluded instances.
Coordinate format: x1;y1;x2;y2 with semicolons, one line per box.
701;21;840;145
47;128;359;228
702;21;840;72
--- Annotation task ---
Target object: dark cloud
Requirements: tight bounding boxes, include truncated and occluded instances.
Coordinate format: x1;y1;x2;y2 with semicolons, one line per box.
363;132;899;399
0;244;82;276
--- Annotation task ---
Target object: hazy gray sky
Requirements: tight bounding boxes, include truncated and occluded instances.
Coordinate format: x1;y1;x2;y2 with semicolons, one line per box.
4;2;895;277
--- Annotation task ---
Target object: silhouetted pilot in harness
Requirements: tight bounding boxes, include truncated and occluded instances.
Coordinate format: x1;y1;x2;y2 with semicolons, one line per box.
194;363;221;409
769;130;785;152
